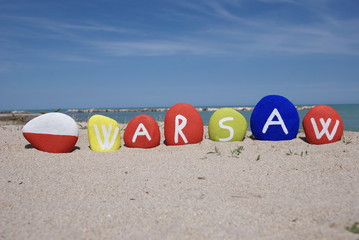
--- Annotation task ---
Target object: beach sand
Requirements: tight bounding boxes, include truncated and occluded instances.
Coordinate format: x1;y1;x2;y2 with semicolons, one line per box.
1;122;358;239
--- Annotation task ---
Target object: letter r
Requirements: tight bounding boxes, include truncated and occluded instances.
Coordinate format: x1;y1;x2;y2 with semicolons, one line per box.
175;114;188;144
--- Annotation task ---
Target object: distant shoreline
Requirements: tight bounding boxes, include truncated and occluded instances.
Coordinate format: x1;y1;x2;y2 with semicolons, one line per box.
2;105;359;131
0;105;314;115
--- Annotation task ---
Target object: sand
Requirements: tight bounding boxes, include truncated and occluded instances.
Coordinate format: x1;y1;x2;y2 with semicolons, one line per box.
1;122;358;240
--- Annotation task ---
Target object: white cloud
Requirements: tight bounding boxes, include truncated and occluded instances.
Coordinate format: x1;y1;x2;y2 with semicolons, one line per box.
90;39;223;56
1;0;358;60
163;0;359;56
258;0;297;3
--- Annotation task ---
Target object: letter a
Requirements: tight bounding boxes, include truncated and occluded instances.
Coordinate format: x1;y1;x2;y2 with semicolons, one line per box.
132;123;152;143
175;114;188;144
262;108;289;134
310;118;339;141
219;117;234;142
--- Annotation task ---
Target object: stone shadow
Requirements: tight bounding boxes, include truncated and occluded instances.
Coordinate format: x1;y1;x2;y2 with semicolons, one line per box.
24;144;81;152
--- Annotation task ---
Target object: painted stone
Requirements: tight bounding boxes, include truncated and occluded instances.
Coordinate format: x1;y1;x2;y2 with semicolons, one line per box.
22;112;79;153
124;115;160;148
88;115;121;151
302;105;343;145
208;108;247;142
250;95;299;141
164;103;204;145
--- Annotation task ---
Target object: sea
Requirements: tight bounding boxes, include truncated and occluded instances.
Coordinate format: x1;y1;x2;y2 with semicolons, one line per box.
9;104;359;132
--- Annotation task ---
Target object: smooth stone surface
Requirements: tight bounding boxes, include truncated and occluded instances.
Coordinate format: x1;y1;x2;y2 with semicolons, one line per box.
303;105;344;145
164;103;204;145
124;115;160;148
88;115;121;151
208;108;247;142
250;95;299;141
22;112;79;153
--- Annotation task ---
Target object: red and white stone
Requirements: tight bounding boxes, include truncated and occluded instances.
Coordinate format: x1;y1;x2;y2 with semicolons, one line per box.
302;105;344;145
164;103;204;145
22;112;79;153
124;115;160;148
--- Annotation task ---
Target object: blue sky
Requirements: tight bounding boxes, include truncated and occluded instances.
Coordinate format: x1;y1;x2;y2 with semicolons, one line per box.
1;0;358;110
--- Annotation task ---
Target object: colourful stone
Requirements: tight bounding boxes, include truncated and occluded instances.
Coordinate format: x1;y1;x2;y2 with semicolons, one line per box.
22;112;79;153
88;115;121;151
124;115;160;148
208;108;247;142
164;103;204;145
302;105;344;145
250;95;299;141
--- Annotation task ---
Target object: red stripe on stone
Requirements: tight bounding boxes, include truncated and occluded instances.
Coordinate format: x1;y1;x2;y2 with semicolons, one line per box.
23;132;78;153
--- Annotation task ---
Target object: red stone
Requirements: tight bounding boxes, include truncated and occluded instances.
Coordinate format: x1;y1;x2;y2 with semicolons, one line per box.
302;105;344;145
23;133;78;153
164;103;204;145
124;115;160;148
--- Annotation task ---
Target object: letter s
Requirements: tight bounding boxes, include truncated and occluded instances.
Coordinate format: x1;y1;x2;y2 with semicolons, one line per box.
219;117;234;142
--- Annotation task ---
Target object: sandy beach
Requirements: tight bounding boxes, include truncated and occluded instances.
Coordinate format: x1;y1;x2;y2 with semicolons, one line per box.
1;121;358;240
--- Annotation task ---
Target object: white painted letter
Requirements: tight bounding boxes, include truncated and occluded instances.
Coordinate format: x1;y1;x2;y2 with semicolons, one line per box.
310;118;339;140
219;117;234;142
262;108;289;134
94;124;119;150
132;123;152;143
175;114;188;144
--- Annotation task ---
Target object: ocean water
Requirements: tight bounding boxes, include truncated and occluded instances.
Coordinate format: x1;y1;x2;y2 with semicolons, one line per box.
21;104;359;132
329;104;359;132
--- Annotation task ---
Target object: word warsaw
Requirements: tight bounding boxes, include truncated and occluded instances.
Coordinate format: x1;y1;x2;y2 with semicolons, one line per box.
22;95;344;153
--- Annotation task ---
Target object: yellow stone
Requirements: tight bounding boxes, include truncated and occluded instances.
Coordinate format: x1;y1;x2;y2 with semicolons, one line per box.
208;108;247;142
88;115;121;151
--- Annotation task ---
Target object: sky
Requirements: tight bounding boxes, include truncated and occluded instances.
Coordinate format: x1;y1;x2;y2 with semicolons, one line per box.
0;0;358;110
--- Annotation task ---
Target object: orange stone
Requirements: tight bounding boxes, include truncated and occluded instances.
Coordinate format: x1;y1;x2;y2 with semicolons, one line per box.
124;115;160;148
302;105;344;144
164;103;204;145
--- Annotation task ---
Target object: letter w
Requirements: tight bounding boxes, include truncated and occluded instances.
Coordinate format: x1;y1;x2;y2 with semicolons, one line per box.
94;124;119;150
310;118;339;140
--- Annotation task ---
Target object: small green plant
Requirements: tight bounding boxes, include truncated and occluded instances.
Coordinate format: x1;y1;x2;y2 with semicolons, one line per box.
231;146;244;157
9;114;25;123
286;149;293;155
286;149;308;157
77;123;87;129
256;155;260;161
300;151;308;157
39;108;61;114
342;135;352;145
346;222;359;234
207;146;221;156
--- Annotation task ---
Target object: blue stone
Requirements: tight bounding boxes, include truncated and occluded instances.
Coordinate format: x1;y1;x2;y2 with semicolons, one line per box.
250;95;299;141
